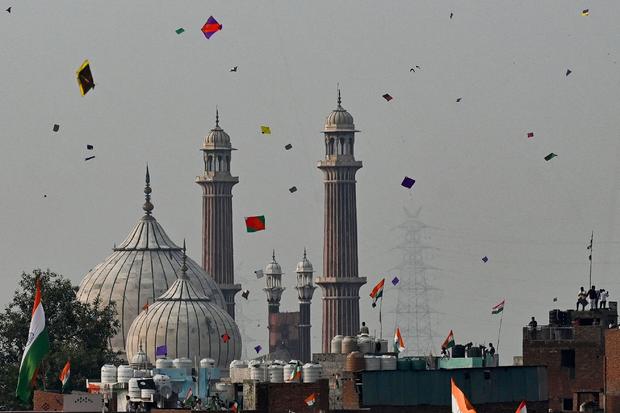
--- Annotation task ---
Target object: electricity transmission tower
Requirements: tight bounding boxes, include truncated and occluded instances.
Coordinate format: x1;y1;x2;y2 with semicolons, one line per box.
389;207;439;356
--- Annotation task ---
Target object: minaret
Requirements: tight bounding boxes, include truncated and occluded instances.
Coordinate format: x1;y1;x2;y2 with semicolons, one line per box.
296;249;316;363
264;251;285;354
196;109;241;319
316;90;367;352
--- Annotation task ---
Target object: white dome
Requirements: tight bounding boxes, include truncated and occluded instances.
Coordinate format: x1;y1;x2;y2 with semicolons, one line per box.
296;250;313;273
265;251;283;275
202;111;232;149
323;91;357;132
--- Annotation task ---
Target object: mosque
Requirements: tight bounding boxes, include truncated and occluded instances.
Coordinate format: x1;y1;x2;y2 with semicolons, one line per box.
75;92;366;370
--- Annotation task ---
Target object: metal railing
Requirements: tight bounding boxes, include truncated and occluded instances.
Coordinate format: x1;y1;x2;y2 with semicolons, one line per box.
523;326;574;341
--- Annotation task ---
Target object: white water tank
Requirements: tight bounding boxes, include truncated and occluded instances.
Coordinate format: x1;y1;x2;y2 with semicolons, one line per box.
250;363;268;382
331;335;344;353
101;364;117;384
302;363;322;383
173;358;193;375
283;363;301;383
342;336;358;354
380;355;397;370
133;369;148;378
357;334;373;354
268;364;284;383
117;365;134;383
364;355;381;371
155;358;173;369
214;382;235;404
128;378;141;398
200;358;216;369
230;360;248;369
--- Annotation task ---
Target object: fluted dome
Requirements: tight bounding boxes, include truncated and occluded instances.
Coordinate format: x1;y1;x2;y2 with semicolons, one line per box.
323;90;357;132
202;110;232;149
125;252;241;369
77;169;226;354
296;250;313;273
265;251;283;275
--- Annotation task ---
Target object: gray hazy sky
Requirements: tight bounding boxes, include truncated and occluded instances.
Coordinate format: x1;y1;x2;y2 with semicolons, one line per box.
1;0;620;362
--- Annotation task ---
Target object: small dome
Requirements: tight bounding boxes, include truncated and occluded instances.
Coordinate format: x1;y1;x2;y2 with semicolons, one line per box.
202;110;232;149
125;254;241;369
130;347;150;368
265;251;282;275
323;90;357;132
296;249;313;273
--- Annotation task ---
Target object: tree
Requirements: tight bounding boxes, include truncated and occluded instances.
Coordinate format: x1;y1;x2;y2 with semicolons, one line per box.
0;270;121;410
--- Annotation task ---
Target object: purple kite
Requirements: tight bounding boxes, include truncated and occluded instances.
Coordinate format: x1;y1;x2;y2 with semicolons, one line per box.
391;276;400;286
202;16;222;39
155;345;167;357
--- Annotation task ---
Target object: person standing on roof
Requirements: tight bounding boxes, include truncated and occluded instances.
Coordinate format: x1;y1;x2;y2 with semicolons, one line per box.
577;287;588;311
588;285;598;309
600;289;609;309
360;321;369;334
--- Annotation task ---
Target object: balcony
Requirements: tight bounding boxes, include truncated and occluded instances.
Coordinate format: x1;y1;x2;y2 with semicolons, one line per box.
523;326;574;341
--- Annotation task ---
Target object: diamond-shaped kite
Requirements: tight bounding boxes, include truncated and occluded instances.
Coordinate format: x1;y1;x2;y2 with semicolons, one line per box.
382;94;393;102
76;59;95;96
261;125;271;134
175;28;185;35
391;276;399;286
202;16;222;39
544;153;557;161
401;177;415;189
527;132;534;138
482;256;488;263
254;345;262;354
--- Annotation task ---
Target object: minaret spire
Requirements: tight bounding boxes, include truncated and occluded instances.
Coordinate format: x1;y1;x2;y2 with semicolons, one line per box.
180;239;189;279
143;164;154;215
337;85;342;107
215;106;219;127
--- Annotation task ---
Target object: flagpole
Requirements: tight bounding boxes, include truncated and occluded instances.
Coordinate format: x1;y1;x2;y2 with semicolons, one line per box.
496;310;503;356
379;295;383;339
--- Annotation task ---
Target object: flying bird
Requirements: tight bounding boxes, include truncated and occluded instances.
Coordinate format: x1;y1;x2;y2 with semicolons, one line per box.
410;65;421;72
230;66;238;72
450;12;453;19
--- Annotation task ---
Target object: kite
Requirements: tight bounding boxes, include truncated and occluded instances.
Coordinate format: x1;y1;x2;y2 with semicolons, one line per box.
85;156;95;161
289;186;297;193
260;125;271;134
391;276;399;286
482;256;488;263
245;215;265;232
566;69;572;76
581;9;589;16
86;144;94;150
553;297;558;302
284;144;292;150
456;97;462;102
230;66;238;72
202;16;222;39
382;93;393;102
221;333;231;343
175;28;185;35
6;7;10;13
450;12;453;19
155;345;167;357
53;124;60;132
241;290;250;300
527;132;534;138
254;345;262;354
255;269;264;279
401;177;415;189
76;60;95;96
305;393;317;407
544;153;557;161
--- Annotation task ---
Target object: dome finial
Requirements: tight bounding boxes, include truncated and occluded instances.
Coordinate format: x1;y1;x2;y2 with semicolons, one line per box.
272;249;276;262
180;239;189;279
303;247;307;260
215;106;219;127
143;164;154;215
337;84;342;107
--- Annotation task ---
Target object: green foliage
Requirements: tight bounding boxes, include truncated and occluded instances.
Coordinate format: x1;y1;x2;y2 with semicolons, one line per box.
0;269;121;410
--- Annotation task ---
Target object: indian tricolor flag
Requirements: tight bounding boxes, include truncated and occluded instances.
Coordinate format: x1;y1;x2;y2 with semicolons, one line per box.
289;364;302;381
451;378;477;413
492;300;505;315
442;330;455;350
515;401;527;413
394;327;405;353
305;393;317;406
369;278;385;308
15;277;50;402
59;360;70;392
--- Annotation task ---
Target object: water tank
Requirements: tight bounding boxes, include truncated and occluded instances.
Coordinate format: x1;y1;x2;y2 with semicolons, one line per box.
117;365;134;383
101;364;117;384
230;360;248;369
380;355;397;370
452;344;465;358
133;369;148;378
283;362;301;383
331;335;344;354
141;387;156;399
467;347;482;358
364;355;381;371
173;357;193;375
345;351;365;372
558;310;571;326
549;309;561;326
397;358;411;371
357;334;373;354
214;382;235;403
128;378;141;398
342;336;359;354
155;358;173;369
302;363;322;383
376;339;389;354
268;364;284;383
200;358;216;369
250;363;268;382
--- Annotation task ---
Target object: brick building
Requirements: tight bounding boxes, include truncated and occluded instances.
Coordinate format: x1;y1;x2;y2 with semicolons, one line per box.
523;304;617;411
605;328;620;412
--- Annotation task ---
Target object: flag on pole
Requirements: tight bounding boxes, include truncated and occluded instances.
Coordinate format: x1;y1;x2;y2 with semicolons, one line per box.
515;400;527;413
16;277;50;402
370;278;385;308
442;330;455;350
289;364;302;381
305;393;317;406
394;327;405;353
59;360;70;392
492;300;505;315
451;378;477;413
184;386;193;402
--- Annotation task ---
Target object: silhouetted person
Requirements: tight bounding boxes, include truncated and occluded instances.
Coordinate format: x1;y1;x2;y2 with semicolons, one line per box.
528;317;538;339
588;285;598;309
360;321;369;334
577;287;588;311
488;342;496;356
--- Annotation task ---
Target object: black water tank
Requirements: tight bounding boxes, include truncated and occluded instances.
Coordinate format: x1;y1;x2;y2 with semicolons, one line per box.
549;309;561;325
452;345;465;358
558;311;571;326
467;347;482;358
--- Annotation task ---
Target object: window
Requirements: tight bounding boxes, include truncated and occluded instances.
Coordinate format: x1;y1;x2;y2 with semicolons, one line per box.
561;349;575;368
563;398;573;411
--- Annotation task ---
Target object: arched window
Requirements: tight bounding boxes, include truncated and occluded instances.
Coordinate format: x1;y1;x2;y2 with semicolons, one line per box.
339;138;345;155
348;140;353;155
329;138;335;155
217;155;222;172
226;155;231;171
207;155;213;172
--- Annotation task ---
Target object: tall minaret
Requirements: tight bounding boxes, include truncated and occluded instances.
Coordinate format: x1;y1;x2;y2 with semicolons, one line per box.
296;249;316;363
316;91;367;352
196;110;241;319
264;251;284;354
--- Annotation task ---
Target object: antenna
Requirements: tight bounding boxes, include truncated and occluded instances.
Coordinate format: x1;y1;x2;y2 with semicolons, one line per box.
587;231;594;287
